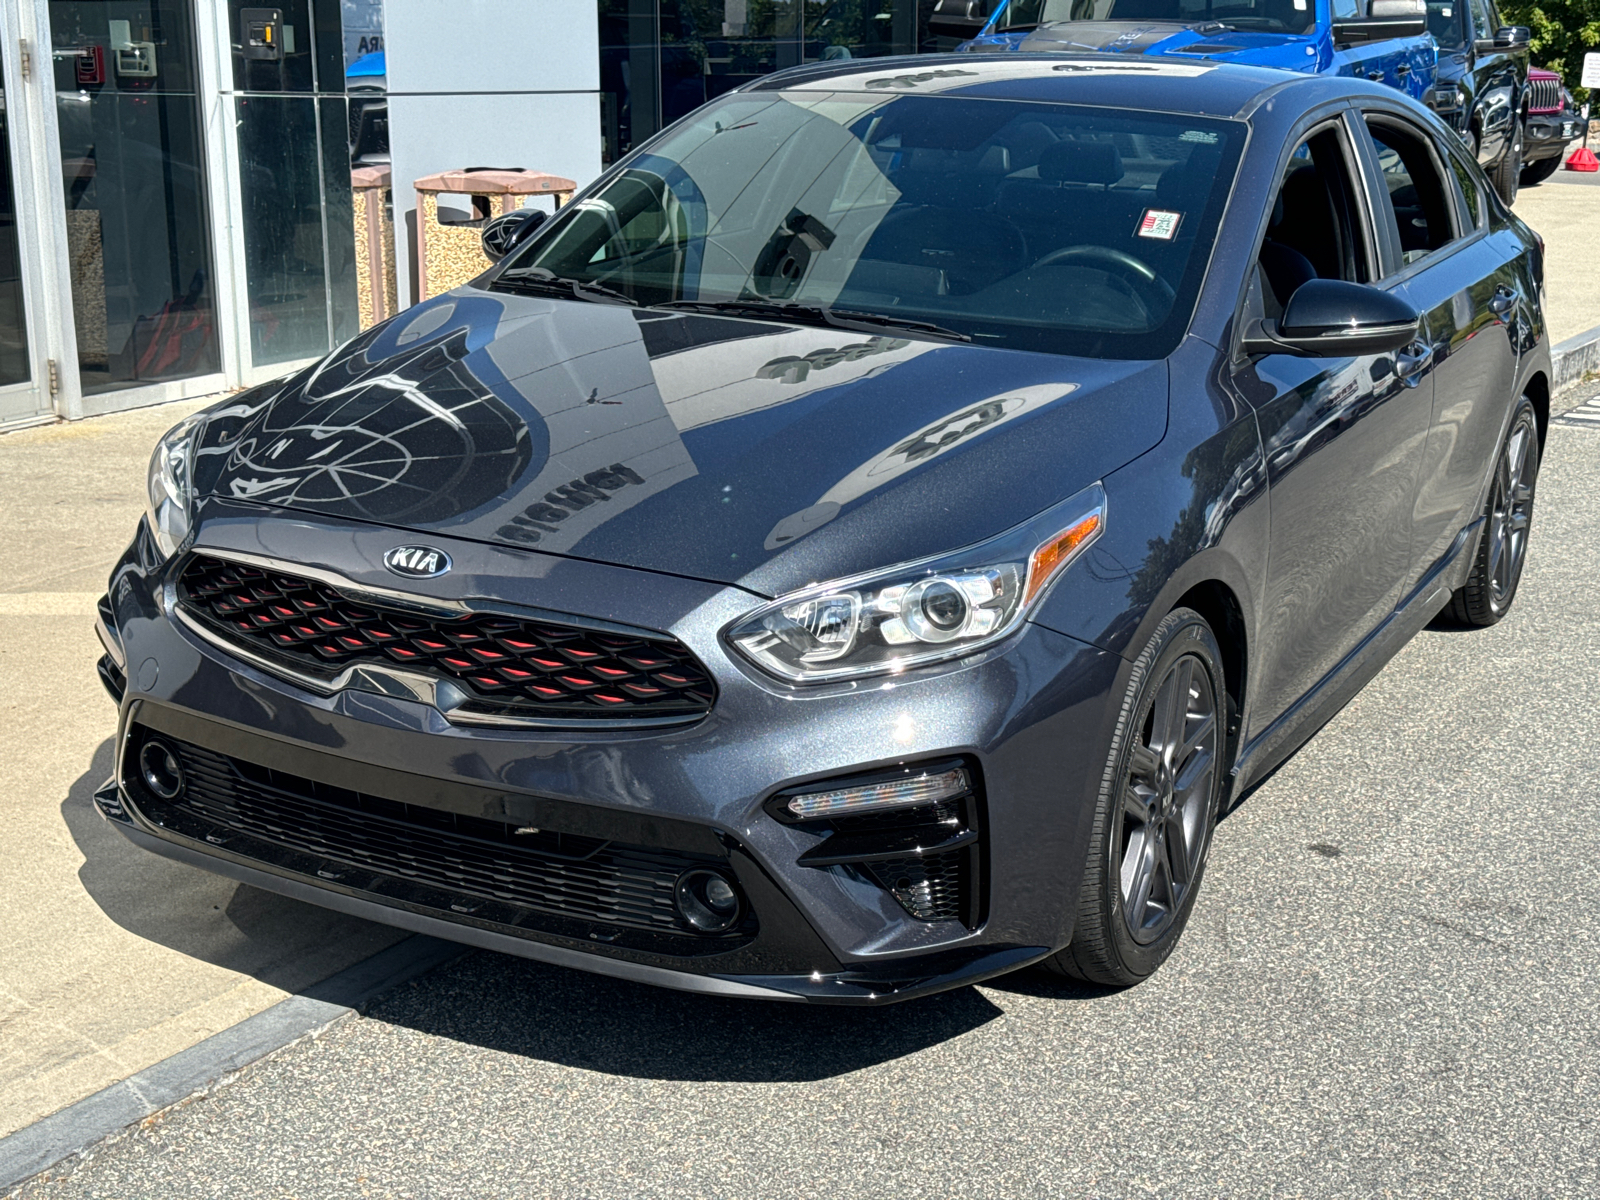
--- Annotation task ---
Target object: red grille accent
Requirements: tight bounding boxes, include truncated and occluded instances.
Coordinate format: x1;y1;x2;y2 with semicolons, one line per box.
178;555;716;720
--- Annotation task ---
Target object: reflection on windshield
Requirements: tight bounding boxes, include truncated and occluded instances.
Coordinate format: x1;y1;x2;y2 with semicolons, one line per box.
994;0;1317;34
498;92;1242;361
1425;0;1465;47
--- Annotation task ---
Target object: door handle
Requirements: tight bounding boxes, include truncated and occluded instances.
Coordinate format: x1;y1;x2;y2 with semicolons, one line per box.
1396;340;1433;386
1367;70;1384;81
1397;63;1412;76
1488;285;1516;316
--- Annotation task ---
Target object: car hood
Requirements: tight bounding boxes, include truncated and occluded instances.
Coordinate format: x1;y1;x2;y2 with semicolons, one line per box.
1020;21;1317;67
196;289;1168;598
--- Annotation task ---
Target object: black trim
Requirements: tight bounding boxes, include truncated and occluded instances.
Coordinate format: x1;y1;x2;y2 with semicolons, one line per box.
117;702;845;981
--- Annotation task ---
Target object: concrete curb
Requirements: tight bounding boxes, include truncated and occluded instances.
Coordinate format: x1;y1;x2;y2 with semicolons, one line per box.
0;934;465;1194
1552;322;1600;402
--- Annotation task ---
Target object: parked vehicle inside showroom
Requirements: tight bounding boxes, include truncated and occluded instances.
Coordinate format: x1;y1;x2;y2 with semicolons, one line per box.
99;57;1549;1003
934;0;1437;102
1421;0;1529;202
1520;67;1581;185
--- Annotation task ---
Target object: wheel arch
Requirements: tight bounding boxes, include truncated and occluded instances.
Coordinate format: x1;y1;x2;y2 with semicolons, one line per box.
1168;579;1248;801
1523;369;1549;449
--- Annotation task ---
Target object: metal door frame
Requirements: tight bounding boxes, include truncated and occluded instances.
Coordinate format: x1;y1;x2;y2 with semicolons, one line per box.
0;0;72;429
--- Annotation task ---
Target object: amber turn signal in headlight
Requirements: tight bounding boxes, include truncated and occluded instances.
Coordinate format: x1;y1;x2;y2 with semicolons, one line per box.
726;483;1106;682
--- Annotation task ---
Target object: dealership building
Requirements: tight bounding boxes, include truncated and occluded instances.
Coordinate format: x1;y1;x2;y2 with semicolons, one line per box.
0;0;944;431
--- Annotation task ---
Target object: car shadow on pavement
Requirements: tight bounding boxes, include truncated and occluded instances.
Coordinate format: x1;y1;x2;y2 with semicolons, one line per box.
63;739;406;994
366;945;1017;1083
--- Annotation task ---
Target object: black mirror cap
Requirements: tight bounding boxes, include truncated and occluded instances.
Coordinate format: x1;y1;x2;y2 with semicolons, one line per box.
481;209;548;262
928;0;991;40
1242;280;1420;358
1495;24;1531;46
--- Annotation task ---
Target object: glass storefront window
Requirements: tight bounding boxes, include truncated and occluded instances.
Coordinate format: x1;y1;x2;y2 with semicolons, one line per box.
600;0;943;164
228;0;364;368
50;0;220;395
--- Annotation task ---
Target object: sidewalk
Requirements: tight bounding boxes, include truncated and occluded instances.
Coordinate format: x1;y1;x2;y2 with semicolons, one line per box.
0;403;406;1140
1516;172;1600;344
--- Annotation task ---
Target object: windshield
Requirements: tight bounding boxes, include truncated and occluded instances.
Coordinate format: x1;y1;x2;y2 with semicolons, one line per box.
1425;0;1465;47
498;92;1243;360
995;0;1316;34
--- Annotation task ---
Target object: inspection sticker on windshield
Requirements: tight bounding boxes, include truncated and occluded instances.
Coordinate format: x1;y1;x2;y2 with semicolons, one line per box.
1136;209;1183;240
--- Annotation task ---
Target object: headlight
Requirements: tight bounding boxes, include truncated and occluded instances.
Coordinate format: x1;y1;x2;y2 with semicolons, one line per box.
726;484;1105;682
145;414;205;559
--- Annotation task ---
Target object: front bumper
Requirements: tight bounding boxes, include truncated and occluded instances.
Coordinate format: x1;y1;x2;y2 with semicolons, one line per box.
97;505;1123;1003
1524;113;1581;161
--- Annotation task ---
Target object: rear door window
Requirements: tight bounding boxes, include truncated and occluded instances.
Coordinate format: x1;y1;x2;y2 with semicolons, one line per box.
1363;116;1462;267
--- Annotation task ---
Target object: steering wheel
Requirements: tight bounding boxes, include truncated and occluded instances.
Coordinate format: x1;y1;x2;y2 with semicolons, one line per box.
1031;245;1177;313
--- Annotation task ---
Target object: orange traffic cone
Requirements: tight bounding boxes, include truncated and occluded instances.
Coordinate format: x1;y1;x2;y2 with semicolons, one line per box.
1566;146;1600;171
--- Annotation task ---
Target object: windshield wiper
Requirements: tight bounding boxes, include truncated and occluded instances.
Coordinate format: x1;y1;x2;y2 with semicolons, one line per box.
654;299;971;343
497;267;637;306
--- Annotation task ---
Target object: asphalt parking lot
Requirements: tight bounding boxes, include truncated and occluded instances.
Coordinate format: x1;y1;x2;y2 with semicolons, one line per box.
13;404;1600;1197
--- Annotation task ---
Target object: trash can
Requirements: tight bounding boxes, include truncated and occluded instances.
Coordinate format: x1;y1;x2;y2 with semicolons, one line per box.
413;168;577;301
352;165;398;329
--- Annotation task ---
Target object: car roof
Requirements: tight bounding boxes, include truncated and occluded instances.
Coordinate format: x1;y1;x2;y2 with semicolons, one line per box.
746;53;1380;120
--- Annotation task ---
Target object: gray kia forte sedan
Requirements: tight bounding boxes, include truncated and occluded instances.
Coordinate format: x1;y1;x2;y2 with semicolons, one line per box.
96;56;1549;1002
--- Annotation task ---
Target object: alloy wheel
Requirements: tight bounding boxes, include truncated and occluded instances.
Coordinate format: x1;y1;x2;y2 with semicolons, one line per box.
1117;654;1218;945
1488;412;1537;608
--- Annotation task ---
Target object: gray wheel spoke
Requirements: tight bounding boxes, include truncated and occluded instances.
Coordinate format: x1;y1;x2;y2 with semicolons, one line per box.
1173;745;1214;798
1122;782;1154;822
1165;814;1190;887
1175;710;1216;773
1151;669;1183;765
1129;743;1161;782
1124;828;1157;931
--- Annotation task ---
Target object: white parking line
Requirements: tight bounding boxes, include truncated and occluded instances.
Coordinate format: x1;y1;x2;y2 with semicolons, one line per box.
1553;395;1600;429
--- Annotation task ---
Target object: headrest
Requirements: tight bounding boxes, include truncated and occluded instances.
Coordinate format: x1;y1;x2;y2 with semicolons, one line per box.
1038;141;1123;186
1155;148;1223;208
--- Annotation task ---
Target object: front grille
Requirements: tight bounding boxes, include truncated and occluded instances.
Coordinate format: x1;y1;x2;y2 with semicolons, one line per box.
1529;76;1562;114
138;730;747;942
178;554;715;720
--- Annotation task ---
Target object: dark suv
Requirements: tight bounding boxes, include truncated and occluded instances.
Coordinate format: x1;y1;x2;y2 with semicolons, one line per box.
1423;0;1530;203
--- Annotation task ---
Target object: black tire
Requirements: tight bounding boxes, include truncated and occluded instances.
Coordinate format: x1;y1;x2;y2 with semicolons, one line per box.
1491;120;1524;206
1446;395;1540;627
1044;607;1226;986
1520;155;1561;186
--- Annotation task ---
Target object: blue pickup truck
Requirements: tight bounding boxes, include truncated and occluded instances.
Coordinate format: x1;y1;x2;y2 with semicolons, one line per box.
932;0;1437;101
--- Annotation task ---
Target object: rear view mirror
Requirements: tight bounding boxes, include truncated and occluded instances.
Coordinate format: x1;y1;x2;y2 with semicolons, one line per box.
928;0;992;41
1332;0;1426;44
1242;279;1420;357
1494;24;1531;46
481;208;547;262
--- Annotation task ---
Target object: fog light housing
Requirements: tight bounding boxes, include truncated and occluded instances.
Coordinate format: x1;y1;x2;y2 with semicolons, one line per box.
139;740;185;800
675;869;743;933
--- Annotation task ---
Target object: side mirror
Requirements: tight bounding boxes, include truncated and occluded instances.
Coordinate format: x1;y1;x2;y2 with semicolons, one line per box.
1242;279;1420;357
1495;24;1531;46
928;0;992;41
1332;0;1426;44
481;208;547;262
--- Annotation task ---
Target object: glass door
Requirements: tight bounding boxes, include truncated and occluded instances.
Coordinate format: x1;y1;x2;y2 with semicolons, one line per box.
47;0;223;411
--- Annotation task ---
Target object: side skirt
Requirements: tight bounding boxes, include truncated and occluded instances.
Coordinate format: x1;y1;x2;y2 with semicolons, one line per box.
1228;520;1477;802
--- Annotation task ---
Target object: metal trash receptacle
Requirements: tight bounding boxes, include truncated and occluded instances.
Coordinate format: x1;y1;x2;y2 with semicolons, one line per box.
352;165;398;328
413;168;576;301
